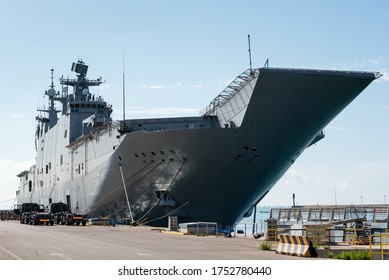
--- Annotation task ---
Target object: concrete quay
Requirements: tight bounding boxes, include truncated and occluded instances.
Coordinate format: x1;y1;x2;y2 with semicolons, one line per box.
0;220;314;260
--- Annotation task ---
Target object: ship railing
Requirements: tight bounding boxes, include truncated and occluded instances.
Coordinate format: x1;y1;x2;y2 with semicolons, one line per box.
66;121;119;150
59;77;104;87
200;68;260;117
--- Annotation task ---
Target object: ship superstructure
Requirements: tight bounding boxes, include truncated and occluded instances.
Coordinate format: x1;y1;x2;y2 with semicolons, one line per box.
16;61;380;226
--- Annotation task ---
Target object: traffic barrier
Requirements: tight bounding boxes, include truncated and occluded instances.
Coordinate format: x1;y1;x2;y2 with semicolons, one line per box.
276;234;317;257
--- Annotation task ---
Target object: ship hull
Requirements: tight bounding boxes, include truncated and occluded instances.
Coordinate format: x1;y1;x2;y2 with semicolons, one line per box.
16;67;378;226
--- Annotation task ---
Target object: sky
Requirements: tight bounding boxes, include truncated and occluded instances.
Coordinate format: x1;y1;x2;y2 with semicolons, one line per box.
0;0;388;210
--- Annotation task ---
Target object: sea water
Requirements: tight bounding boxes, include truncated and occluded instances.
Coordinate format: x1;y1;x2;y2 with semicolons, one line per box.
234;206;271;236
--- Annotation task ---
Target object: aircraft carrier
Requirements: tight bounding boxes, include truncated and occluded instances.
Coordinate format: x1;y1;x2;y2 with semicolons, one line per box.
16;60;380;226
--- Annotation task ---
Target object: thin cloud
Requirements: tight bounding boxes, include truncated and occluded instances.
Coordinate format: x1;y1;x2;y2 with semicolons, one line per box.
376;70;389;82
130;107;199;115
370;105;389;110
0;158;35;209
138;79;230;91
5;114;26;119
113;107;201;119
337;181;350;189
367;58;383;65
281;169;310;186
327;126;353;132
217;78;234;87
333;58;388;82
100;83;120;91
141;84;167;90
139;82;193;90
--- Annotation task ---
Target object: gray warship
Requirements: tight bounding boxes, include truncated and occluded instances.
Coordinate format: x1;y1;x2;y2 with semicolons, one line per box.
16;60;380;226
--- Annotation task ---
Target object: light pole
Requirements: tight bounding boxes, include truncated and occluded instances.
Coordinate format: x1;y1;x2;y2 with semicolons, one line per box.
385;195;387;205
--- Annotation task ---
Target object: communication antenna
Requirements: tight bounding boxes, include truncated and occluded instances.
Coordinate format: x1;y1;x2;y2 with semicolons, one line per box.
248;34;253;74
264;58;269;68
122;49;126;123
50;68;55;88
